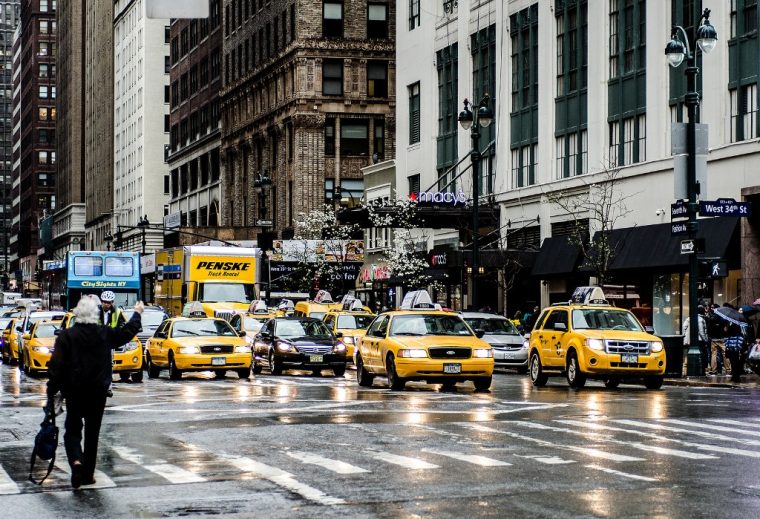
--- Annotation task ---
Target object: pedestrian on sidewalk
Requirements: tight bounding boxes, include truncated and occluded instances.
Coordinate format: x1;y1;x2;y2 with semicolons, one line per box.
682;306;709;374
707;304;726;374
46;296;144;489
724;324;746;383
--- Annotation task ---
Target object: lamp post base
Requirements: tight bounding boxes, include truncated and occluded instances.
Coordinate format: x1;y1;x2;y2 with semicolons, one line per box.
686;346;704;376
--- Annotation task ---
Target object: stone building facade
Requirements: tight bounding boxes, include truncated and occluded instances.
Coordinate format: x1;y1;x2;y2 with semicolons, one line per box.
220;0;396;239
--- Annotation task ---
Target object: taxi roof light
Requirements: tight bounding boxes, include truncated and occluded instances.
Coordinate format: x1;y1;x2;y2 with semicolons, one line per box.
248;300;270;314
399;290;438;311
313;290;334;304
569;286;610;306
277;299;295;311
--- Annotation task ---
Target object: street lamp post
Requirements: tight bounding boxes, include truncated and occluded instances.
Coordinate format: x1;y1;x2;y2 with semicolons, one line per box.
104;232;113;251
665;9;718;376
458;94;493;311
137;215;150;254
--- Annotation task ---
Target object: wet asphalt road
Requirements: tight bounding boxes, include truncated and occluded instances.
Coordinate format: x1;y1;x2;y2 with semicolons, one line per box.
2;363;760;519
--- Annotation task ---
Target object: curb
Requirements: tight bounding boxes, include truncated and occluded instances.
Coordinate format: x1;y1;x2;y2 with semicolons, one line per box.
664;378;740;388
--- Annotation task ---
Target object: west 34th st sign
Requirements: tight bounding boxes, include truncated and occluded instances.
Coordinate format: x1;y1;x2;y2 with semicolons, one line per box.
699;198;753;216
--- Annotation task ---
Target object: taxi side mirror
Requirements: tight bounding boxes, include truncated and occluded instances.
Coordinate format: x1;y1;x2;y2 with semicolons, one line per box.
335;332;344;338
154;331;167;339
258;332;271;340
475;329;486;339
22;333;30;340
553;322;567;332
16;326;22;332
644;326;655;334
372;330;385;338
238;330;247;337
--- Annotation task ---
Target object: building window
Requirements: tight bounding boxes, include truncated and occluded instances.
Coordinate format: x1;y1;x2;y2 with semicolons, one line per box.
38;151;49;164
374;122;385;160
409;0;420;30
745;0;758;33
472;25;496;194
436;43;458;172
367;3;388;39
164;175;170;194
730;84;758;142
408;174;420;196
38;42;48;56
39;64;49;78
510;6;538;186
39;85;48;98
609;0;619;79
341;122;369;156
408;82;420;144
325;119;335;155
323;1;343;38
367;61;387;97
322;59;343;96
511;144;537;188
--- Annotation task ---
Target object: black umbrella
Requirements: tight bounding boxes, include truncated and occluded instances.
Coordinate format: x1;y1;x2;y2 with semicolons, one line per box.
713;306;749;329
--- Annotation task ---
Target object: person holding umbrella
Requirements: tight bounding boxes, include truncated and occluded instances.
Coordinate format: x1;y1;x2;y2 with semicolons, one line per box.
724;324;747;383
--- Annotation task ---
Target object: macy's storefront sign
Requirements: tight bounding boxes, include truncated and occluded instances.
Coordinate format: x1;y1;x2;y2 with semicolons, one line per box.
410;190;467;206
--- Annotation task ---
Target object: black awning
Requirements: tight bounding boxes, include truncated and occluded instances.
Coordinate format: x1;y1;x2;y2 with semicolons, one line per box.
606;218;740;271
463;249;538;268
531;236;581;277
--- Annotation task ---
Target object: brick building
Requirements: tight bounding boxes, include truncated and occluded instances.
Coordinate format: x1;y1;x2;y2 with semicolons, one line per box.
220;0;396;239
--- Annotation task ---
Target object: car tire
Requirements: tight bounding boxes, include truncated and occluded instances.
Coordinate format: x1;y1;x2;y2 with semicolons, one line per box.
131;370;144;383
22;352;30;375
356;355;374;387
214;370;227;379
236;368;250;379
269;351;282;376
473;376;492;391
252;361;263;375
333;365;346;377
147;354;161;379
386;355;405;391
566;351;586;389
168;354;182;380
644;376;664;390
119;372;131;382
529;352;548;387
604;377;621;389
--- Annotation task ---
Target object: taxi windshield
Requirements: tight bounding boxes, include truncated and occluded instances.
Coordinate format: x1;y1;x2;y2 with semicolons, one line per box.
571;309;643;331
244;317;264;332
172;319;237;337
276;319;332;338
390;314;473;337
336;315;374;329
464;318;519;335
34;323;60;338
0;318;11;329
308;312;326;320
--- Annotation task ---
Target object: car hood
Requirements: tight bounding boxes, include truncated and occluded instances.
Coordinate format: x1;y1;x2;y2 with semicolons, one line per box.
279;337;336;347
169;336;245;346
482;334;523;346
575;330;657;341
390;335;490;349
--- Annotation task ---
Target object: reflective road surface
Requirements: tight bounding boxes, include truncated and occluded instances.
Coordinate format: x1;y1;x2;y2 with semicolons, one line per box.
2;364;760;518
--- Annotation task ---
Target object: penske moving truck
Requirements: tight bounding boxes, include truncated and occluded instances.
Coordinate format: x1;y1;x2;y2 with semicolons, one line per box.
155;246;260;318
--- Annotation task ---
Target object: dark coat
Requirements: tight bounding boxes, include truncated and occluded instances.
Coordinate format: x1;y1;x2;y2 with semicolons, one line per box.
47;312;142;397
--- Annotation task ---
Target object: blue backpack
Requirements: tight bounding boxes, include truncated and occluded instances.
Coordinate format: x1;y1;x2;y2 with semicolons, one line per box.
29;405;58;485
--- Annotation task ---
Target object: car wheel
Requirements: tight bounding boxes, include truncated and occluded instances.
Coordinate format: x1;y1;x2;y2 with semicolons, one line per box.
604;377;621;389
131;370;144;383
26;353;36;377
252;361;263;375
566;351;586;389
529;352;548;387
168;354;182;380
236;368;250;379
119;372;131;382
356;355;374;387
22;352;30;375
473;376;492;391
644;376;664;390
147;354;161;379
333;365;346;377
214;370;227;379
269;351;282;376
386;355;405;391
18;350;24;373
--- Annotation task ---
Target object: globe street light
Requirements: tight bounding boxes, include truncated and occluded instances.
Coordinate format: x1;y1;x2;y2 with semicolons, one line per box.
458;94;493;310
665;8;717;376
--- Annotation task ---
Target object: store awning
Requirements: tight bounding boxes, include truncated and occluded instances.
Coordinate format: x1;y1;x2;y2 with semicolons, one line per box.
606;218;740;271
531;236;581;277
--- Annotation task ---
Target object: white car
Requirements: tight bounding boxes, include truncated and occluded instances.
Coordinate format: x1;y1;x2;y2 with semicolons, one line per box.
462;312;528;373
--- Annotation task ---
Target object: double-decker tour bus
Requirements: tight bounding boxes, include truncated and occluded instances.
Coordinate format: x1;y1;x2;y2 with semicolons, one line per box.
64;251;141;310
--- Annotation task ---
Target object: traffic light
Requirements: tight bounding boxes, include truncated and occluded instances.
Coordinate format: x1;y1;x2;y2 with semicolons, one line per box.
699;259;727;279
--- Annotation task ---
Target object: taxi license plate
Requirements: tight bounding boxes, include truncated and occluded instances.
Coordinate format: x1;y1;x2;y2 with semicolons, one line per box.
621;353;638;364
309;355;323;363
443;363;461;374
211;357;226;366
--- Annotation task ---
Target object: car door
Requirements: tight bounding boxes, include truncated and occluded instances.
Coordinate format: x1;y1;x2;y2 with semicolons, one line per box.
151;321;171;366
543;310;569;368
255;320;273;359
361;315;388;371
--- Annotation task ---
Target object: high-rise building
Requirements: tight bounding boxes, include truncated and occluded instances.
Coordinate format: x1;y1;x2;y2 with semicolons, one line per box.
167;0;223;231
8;21;19;288
112;0;170;252
220;0;396;238
0;2;20;287
11;0;57;293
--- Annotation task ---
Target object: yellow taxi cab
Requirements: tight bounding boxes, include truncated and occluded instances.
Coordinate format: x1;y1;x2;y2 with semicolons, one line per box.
59;311;143;382
528;287;666;389
145;316;252;380
229;312;267;345
22;321;60;376
246;300;277;321
322;297;375;361
1;317;21;364
294;290;342;320
355;291;494;391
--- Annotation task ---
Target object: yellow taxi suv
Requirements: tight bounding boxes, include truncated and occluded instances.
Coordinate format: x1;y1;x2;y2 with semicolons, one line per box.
355;291;494;391
528;287;666;390
145;317;252;380
322;297;375;362
1;317;19;364
294;290;342;320
22;321;60;376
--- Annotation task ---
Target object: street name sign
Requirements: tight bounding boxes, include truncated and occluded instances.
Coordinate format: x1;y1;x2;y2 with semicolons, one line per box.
699;198;752;217
671;200;688;219
671;222;688;235
256;219;274;227
680;238;704;255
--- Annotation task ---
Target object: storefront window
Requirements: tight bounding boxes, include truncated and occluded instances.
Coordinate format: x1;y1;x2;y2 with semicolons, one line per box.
653;273;682;336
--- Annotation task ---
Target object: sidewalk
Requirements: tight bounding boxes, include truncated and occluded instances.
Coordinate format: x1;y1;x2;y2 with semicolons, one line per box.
665;373;760;388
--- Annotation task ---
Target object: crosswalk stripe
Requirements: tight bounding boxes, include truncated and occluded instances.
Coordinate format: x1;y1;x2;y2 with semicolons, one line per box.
513;454;575;465
55;461;117;489
111;446;206;484
223;455;345;505
463;423;644;462
558;419;760;459
666;419;760;436
512;421;716;460
707;419;760;430
421;448;511;467
285;451;369;474
614;419;760;447
585;464;657;482
368;451;440;470
0;465;20;495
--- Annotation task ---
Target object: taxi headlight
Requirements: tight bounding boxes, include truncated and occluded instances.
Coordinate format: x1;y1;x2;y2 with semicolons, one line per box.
473;348;494;358
333;342;347;353
32;346;50;354
397;349;428;358
650;340;664;353
178;346;200;354
341;336;355;345
585;338;605;351
234;345;252;353
125;341;140;352
277;342;294;353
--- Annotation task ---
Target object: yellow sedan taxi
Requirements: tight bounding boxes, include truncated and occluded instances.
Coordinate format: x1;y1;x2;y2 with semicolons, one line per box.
528;287;666;389
1;318;20;364
145;317;252;380
322;299;375;361
355;291;494;391
22;321;60;376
